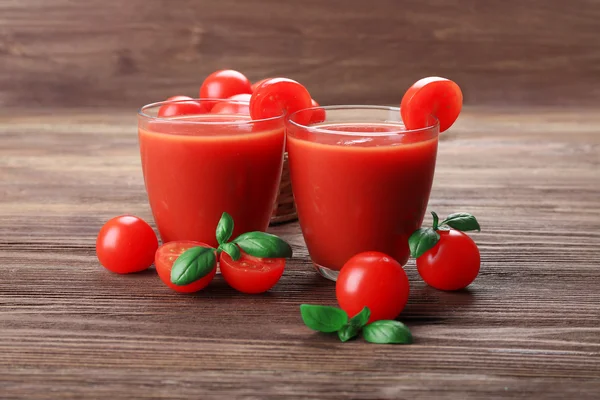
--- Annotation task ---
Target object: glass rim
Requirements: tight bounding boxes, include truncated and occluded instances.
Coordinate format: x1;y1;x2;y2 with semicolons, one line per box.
287;105;440;135
138;97;285;125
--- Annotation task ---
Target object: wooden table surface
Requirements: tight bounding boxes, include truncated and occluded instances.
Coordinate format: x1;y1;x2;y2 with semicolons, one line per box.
1;107;599;399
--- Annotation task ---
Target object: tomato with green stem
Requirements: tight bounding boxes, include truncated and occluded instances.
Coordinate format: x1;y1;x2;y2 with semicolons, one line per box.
219;251;286;294
401;77;462;132
96;215;158;274
409;211;481;291
417;229;480;291
158;96;205;118
336;251;410;323
155;241;217;293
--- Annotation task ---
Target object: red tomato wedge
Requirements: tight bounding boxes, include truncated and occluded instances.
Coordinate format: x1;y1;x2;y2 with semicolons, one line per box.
211;93;251;115
155;241;217;293
400;77;462;132
219;251;285;294
158;96;205;118
250;78;312;124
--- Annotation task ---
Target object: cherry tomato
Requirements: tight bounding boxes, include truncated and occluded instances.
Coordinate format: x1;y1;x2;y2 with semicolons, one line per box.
219;251;285;294
308;98;326;125
250;78;312;124
417;230;480;291
96;215;158;274
155;241;217;293
199;70;252;111
210;93;251;115
251;78;270;93
400;77;462;132
157;96;205;118
336;251;410;323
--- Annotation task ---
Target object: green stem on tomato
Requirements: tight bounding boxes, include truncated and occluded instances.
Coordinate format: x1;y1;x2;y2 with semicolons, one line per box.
431;211;440;231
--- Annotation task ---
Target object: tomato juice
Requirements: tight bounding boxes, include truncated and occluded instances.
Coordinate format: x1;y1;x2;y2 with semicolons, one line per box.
287;106;439;280
138;100;285;247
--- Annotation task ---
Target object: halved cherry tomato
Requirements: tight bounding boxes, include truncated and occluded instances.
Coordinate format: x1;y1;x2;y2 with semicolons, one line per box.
417;229;480;291
199;70;252;112
249;78;312;124
157;96;205;118
336;251;410;323
155;241;217;293
400;77;462;132
251;78;270;93
219;251;285;294
210;93;251;115
96;215;158;274
308;98;326;125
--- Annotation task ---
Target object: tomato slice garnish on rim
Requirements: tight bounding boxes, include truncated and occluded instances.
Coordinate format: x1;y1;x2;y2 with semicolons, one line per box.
219;251;286;294
400;77;463;133
155;241;217;293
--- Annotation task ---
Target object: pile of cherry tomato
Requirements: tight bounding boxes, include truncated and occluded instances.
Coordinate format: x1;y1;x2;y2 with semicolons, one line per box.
96;70;478;337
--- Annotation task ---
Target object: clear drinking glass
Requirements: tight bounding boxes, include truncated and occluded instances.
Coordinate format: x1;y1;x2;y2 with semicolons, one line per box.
138;98;285;247
286;106;439;280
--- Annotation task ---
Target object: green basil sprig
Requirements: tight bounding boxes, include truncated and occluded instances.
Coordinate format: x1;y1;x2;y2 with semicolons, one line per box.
299;304;412;345
300;304;348;333
171;246;216;286
169;211;293;285
409;211;481;258
232;231;293;259
362;320;413;344
338;307;370;342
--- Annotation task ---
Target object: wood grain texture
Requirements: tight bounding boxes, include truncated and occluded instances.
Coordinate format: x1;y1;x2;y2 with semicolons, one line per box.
1;0;600;109
1;107;599;399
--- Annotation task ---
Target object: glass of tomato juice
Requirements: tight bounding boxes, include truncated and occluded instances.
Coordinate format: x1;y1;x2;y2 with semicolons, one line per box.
286;106;439;280
138;98;285;247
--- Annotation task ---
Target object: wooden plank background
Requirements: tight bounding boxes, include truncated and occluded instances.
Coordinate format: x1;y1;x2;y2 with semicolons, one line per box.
1;108;599;398
1;0;599;108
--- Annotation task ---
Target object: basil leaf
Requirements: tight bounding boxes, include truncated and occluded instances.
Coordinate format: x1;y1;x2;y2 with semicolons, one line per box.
216;212;234;245
233;231;293;258
440;212;481;232
220;242;241;261
363;320;413;344
171;246;216;286
337;324;360;342
300;304;348;333
337;307;370;342
408;227;440;258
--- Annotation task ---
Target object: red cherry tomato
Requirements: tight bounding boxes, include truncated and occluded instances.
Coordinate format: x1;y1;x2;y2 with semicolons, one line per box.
251;78;270;93
157;96;205;118
219;251;285;294
210;93;251;115
417;230;480;291
308;98;326;125
96;215;158;274
155;241;217;293
400;77;462;132
250;78;312;124
336;251;410;323
199;70;252;111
